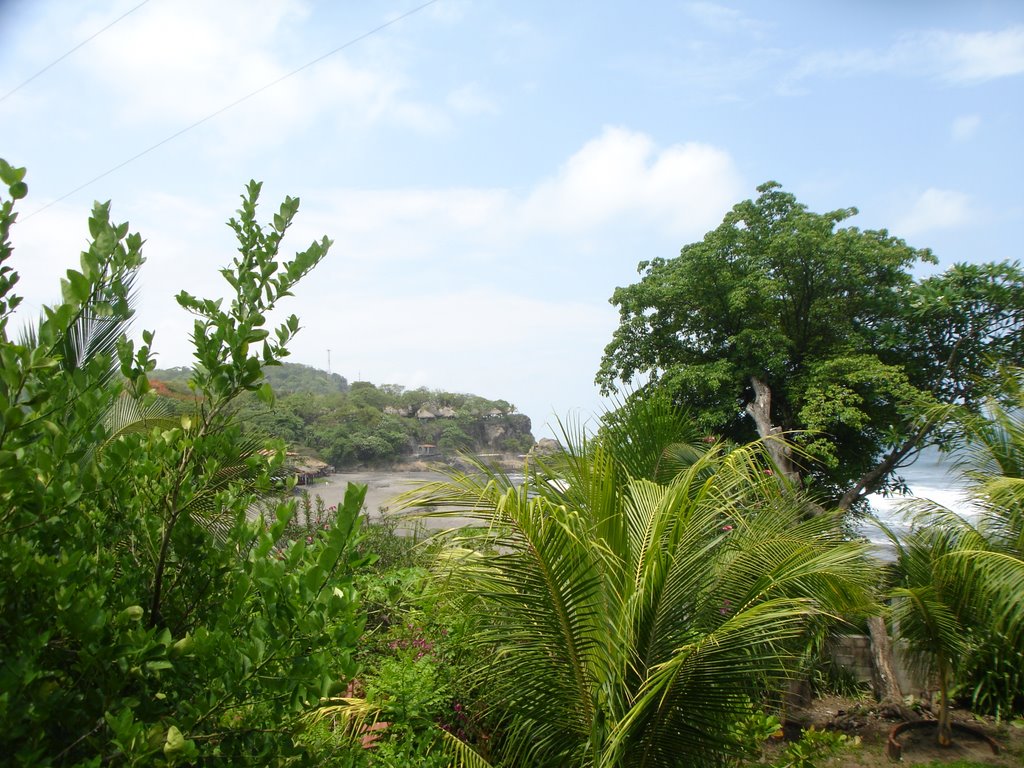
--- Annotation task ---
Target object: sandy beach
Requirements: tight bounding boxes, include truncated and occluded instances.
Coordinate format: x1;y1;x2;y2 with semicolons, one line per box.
292;469;480;533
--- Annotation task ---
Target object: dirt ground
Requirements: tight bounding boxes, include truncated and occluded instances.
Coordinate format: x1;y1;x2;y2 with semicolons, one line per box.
792;695;1024;766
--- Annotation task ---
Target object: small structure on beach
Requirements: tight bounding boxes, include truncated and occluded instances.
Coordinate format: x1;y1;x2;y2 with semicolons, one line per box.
286;453;334;485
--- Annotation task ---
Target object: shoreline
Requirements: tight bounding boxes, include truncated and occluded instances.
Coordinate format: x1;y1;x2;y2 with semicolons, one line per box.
293;468;483;532
299;469;449;516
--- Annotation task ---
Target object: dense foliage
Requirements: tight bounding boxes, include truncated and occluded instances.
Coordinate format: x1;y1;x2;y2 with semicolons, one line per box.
396;398;874;767
151;366;535;468
597;182;1024;509
4;156;1020;766
0;164;368;765
888;373;1024;736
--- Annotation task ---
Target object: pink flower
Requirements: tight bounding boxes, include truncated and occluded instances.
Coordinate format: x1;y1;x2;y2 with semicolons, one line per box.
721;524;733;532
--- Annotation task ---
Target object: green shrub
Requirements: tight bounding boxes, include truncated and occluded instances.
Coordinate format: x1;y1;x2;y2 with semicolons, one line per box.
0;166;368;765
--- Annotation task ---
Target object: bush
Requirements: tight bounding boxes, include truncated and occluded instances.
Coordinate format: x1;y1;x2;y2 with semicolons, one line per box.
0;166;368;765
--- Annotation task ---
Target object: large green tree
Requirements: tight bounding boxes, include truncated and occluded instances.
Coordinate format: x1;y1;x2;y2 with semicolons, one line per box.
597;182;1024;510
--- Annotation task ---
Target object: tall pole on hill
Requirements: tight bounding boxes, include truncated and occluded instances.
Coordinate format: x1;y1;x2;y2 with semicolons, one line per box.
326;348;331;374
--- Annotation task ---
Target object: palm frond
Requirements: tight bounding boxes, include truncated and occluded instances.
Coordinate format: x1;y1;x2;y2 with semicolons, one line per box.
305;696;381;738
434;729;494;768
598;392;706;483
91;395;178;460
610;598;816;768
406;408;873;767
942;548;1024;630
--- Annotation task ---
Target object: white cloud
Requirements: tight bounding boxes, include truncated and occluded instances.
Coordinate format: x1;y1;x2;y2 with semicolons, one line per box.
20;127;735;321
951;114;981;141
788;25;1024;87
75;0;305;121
789;49;886;81
895;188;972;237
296;127;741;262
311;188;508;239
297;288;610;359
425;0;472;26
6;204;91;321
67;0;450;148
285;287;617;434
937;26;1024;83
521;127;743;238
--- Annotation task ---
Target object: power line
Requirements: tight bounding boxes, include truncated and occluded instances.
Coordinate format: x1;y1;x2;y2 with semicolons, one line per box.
1;0;154;103
25;0;440;220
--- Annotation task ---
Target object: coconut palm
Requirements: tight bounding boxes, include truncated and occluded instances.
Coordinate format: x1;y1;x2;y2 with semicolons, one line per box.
891;375;1024;728
398;399;873;768
886;522;970;745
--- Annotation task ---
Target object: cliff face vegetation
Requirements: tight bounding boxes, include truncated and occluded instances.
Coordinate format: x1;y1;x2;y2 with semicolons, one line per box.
150;363;536;467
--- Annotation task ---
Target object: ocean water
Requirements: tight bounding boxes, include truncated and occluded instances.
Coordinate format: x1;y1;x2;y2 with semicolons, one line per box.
860;447;978;559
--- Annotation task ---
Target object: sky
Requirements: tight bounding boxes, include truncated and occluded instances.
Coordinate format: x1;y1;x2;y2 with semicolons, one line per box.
1;0;1022;440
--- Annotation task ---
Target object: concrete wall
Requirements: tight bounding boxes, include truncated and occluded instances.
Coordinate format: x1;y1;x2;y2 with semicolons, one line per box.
831;635;931;694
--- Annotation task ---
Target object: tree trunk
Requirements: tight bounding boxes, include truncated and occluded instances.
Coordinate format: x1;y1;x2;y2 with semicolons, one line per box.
936;662;952;747
867;615;911;718
743;378;915;723
744;376;800;485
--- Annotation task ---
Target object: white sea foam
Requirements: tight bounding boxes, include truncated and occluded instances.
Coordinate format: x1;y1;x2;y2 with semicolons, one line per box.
860;448;979;560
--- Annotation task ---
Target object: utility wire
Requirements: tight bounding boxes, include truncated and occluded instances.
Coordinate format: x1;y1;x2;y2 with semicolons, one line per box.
25;0;440;220
1;0;154;103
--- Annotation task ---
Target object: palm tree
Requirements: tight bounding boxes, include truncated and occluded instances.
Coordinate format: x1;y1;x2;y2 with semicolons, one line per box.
886;523;970;746
397;398;873;767
891;375;1024;731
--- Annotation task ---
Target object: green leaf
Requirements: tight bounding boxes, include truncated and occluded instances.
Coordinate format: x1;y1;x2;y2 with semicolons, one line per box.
256;382;274;405
0;159;27;185
164;726;186;755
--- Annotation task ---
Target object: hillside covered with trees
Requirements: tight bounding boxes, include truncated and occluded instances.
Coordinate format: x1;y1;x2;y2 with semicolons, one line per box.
150;363;536;468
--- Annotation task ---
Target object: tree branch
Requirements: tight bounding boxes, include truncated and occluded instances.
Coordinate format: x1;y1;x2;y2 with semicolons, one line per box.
744;376;800;484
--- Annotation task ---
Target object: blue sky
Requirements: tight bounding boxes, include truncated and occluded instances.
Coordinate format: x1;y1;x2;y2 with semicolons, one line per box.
1;0;1022;438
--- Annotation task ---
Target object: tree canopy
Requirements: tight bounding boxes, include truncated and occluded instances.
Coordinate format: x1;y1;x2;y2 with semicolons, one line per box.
597;182;1024;509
